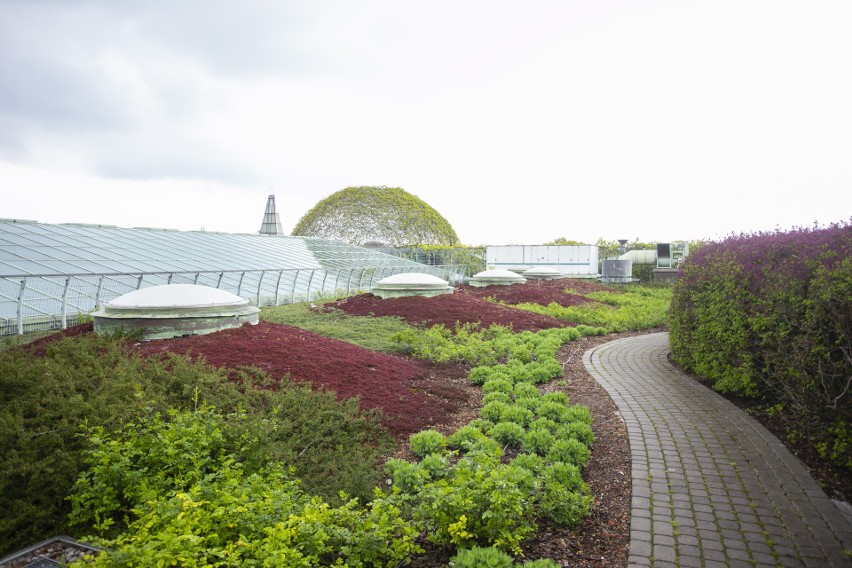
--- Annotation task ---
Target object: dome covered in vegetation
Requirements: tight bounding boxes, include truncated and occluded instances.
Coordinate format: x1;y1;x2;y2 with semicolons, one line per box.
292;186;459;247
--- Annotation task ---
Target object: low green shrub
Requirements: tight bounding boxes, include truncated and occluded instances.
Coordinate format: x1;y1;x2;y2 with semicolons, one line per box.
669;224;851;468
69;405;420;567
558;421;595;446
482;377;515;394
0;332;393;555
522;428;556;456
448;426;503;455
537;462;592;526
413;451;537;554
502;404;535;426
409;429;448;458
514;382;541;399
481;400;511;422
483;391;512;405
450;546;561;568
385;458;432;492
450;545;514;567
489;421;526;446
546;438;591;468
511;286;671;332
419;452;452;480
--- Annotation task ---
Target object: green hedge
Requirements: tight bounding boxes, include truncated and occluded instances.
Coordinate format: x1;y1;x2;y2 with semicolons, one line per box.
668;222;851;467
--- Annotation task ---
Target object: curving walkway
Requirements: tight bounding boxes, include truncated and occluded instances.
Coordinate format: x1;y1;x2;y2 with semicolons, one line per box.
583;332;852;568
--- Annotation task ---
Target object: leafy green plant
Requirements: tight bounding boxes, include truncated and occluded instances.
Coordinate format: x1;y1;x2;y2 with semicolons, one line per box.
0;332;393;555
482;377;515;394
514;382;540;399
385;458;432;492
522;428;556;456
483;391;512;405
558;421;595;446
450;545;514;567
409;429;448;458
413;451;537;554
488;421;526;446
510;286;671;332
546;438;591;468
510;453;544;473
669;223;851;468
419;452;452;479
448;427;503;455
70;405;421;566
481;400;511;423
502;404;534;426
537;462;593;526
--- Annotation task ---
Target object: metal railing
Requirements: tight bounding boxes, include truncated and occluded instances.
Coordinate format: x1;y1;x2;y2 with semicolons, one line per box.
0;264;467;336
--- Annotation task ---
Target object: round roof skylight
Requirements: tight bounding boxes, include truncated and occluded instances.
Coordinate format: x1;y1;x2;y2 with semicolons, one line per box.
106;284;250;309
469;269;526;287
372;272;453;298
523;266;563;279
506;265;532;274
93;284;259;340
376;273;450;288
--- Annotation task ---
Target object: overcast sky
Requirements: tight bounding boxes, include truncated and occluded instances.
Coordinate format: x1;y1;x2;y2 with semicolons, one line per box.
1;0;850;245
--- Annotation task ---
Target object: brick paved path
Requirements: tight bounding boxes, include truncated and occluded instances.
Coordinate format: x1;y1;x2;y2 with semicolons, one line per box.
583;332;852;568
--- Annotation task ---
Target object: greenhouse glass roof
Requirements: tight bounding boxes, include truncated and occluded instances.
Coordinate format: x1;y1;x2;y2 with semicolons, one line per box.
0;220;433;276
0;220;464;335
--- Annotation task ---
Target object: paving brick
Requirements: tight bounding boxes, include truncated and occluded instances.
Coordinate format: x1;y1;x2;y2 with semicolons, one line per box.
676;554;703;568
651;544;676;563
726;546;752;562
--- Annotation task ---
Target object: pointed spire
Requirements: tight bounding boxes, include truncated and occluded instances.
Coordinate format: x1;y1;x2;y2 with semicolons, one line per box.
259;194;284;236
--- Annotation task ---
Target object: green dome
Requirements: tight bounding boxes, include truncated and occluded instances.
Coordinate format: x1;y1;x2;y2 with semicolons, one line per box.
292;186;459;247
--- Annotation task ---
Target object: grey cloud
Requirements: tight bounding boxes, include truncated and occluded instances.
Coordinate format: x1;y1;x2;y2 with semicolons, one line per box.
0;0;323;180
90;132;263;185
0;2;136;139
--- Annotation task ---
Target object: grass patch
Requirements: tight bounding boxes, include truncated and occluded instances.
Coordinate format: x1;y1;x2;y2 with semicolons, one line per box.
261;303;416;353
508;286;671;332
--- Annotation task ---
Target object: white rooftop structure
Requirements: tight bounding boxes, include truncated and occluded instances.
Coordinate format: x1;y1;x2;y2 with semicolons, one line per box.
486;245;599;278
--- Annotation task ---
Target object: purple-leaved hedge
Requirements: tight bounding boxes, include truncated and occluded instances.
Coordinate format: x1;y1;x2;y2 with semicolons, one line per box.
669;220;851;468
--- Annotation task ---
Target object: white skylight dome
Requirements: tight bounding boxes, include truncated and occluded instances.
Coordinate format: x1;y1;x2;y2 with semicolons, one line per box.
523;266;563;280
372;272;453;298
106;284;252;309
469;269;527;287
92;284;259;340
507;265;532;274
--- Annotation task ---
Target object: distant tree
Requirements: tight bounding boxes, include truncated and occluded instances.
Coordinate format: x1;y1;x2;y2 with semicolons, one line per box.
292;186;459;247
595;238;657;259
543;237;587;246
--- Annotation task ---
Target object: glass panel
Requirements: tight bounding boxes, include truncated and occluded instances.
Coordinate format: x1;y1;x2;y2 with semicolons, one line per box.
0;260;45;275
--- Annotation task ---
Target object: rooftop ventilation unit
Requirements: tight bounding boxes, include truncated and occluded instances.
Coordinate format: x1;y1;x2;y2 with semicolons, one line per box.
601;259;633;283
372;273;453;299
92;284;259;340
469;269;527;287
